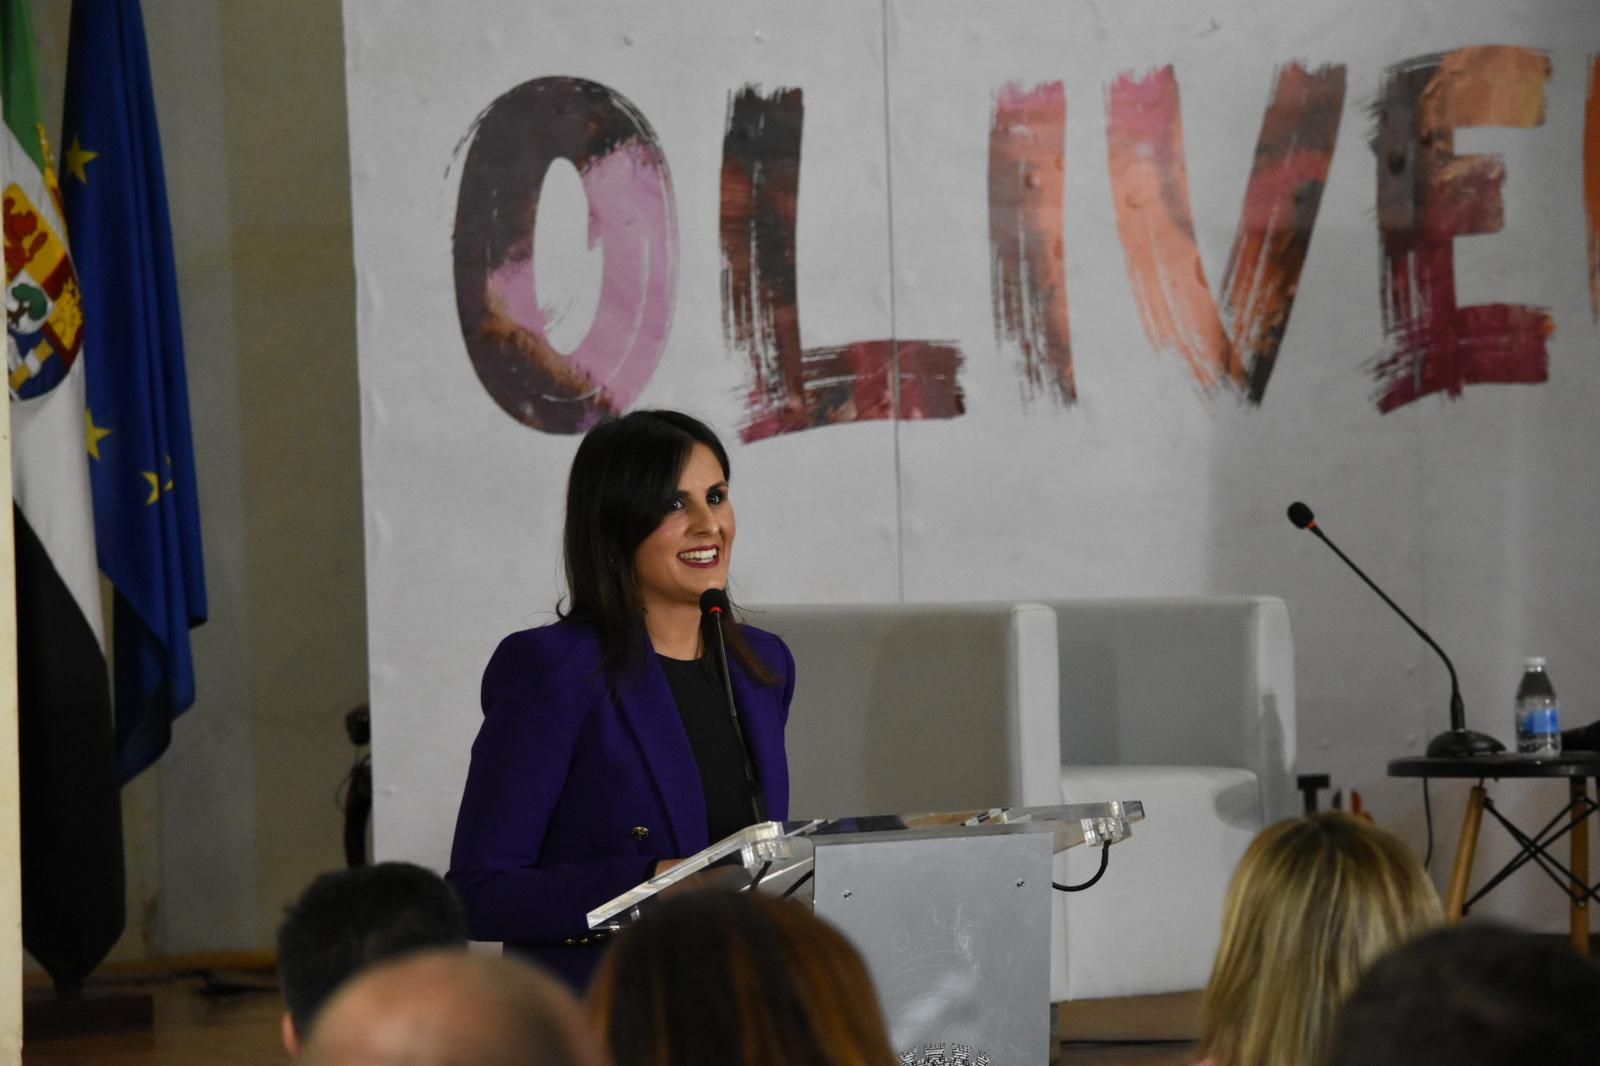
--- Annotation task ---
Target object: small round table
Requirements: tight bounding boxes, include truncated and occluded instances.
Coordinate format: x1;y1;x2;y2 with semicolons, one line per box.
1389;753;1600;954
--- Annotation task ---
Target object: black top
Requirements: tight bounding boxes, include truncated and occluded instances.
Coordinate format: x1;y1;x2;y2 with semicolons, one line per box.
1389;753;1600;779
657;655;755;844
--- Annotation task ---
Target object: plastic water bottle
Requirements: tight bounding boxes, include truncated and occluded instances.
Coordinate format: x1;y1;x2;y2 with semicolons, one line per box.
1514;657;1561;757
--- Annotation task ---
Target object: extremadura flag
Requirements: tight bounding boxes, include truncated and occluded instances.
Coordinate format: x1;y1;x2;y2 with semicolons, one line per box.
2;0;126;992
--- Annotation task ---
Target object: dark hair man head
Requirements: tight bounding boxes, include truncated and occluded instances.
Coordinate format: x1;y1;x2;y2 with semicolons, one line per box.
302;950;604;1066
1326;923;1600;1066
277;862;470;1055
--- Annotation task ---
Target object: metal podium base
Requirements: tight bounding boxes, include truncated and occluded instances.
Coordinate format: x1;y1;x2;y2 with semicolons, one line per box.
813;826;1054;1064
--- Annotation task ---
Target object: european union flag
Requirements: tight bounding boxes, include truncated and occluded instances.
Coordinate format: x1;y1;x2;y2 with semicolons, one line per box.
62;0;206;783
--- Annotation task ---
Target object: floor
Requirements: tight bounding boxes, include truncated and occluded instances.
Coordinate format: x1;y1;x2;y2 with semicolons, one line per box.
23;973;285;1066
21;971;1199;1065
1057;991;1199;1065
1058;1046;1193;1066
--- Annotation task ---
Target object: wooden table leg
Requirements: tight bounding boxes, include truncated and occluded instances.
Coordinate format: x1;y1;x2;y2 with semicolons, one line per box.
1571;778;1591;956
1446;785;1487;921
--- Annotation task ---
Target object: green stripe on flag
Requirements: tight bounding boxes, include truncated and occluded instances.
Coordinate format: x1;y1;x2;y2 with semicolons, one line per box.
0;0;47;172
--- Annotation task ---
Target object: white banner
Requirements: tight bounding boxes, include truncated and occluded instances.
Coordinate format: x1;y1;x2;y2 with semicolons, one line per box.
345;0;1600;927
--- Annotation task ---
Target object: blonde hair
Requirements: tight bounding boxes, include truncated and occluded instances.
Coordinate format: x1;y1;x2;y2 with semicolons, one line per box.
1197;813;1442;1066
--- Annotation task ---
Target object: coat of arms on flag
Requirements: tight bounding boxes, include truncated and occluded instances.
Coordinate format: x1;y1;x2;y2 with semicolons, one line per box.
3;167;84;399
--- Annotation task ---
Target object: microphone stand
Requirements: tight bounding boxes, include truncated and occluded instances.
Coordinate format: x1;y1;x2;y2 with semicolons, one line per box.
1291;505;1503;758
703;596;769;824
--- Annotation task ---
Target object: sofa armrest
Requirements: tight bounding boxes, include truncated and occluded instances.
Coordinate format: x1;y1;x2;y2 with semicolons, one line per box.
1252;596;1297;821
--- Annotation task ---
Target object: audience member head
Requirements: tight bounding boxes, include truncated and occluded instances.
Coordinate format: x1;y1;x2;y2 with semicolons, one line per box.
302;950;604;1066
1197;812;1441;1066
1326;923;1600;1066
589;889;897;1065
277;862;470;1055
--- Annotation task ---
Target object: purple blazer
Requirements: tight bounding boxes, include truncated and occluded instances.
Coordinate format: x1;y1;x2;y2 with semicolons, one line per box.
446;618;794;988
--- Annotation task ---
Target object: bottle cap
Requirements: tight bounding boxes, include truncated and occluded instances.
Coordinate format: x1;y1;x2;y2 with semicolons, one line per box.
1524;656;1547;669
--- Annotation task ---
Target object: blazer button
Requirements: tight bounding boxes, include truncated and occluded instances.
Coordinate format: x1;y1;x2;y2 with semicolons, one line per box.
630;826;650;841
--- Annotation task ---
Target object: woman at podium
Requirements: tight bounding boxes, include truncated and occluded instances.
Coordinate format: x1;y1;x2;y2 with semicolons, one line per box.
447;410;795;988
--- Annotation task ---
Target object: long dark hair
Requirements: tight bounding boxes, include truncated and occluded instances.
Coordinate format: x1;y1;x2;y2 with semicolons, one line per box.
559;409;775;684
589;890;899;1066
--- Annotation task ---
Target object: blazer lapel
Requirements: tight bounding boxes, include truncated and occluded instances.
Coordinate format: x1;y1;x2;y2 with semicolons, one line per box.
612;654;707;854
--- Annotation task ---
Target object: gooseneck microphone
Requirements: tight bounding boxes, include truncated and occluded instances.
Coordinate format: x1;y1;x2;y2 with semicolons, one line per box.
1286;501;1504;758
700;588;769;824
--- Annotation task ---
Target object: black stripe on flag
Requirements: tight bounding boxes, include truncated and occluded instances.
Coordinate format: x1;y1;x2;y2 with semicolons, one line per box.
14;504;125;991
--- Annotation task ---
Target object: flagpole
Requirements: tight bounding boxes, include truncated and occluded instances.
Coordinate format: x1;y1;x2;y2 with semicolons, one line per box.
0;207;24;1066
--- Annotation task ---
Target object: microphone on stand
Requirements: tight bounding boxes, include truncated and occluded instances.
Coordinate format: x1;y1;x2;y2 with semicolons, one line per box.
1286;501;1504;758
700;588;769;823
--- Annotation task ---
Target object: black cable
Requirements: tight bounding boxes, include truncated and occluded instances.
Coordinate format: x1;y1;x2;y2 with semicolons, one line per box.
743;861;773;892
779;870;814;900
1054;841;1111;892
1422;778;1434;870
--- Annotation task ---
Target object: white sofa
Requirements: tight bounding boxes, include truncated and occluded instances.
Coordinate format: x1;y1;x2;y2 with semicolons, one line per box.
1046;597;1297;1000
760;596;1296;1004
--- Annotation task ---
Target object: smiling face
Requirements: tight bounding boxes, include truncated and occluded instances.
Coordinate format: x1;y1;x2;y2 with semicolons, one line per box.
633;442;736;619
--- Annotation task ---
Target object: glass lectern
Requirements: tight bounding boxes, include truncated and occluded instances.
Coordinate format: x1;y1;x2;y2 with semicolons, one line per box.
589;801;1144;1063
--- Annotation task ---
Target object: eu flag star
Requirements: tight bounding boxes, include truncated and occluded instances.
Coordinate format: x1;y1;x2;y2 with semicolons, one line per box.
65;135;98;184
86;409;112;459
141;456;175;504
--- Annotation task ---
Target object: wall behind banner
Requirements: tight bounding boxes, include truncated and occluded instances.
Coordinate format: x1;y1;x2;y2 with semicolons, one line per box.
347;0;1600;931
